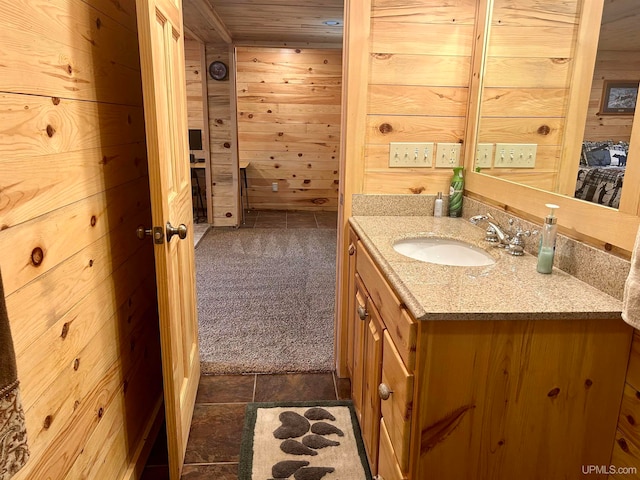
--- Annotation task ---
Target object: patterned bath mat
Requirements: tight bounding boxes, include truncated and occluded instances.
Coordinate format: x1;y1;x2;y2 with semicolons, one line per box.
239;401;372;480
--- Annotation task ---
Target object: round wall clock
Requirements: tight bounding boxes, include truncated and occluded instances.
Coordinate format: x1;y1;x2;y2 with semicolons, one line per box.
209;61;228;81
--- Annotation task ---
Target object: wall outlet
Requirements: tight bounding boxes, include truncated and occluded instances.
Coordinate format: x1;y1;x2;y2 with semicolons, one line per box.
475;143;493;168
435;143;461;168
272;182;278;192
389;142;434;167
494;143;537;168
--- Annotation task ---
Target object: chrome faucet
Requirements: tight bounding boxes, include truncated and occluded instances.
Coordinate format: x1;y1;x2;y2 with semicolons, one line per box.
470;214;537;256
469;214;511;247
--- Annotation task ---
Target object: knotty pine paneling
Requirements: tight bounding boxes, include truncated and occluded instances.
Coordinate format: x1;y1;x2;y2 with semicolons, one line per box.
185;37;212;223
584;50;640;142
185;39;206;133
364;0;476;196
477;0;581;191
206;45;237;225
0;1;162;479
236;46;341;211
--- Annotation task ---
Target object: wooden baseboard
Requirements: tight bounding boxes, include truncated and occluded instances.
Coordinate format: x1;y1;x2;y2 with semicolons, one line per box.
121;396;165;480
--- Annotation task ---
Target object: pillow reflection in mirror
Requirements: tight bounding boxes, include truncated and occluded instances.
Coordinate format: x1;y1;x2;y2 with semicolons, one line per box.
586;147;611;166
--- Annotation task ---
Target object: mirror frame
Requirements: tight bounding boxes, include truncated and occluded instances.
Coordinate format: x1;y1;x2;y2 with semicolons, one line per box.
464;0;640;254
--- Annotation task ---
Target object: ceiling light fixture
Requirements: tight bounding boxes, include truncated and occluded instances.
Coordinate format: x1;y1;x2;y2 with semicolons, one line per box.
323;20;341;26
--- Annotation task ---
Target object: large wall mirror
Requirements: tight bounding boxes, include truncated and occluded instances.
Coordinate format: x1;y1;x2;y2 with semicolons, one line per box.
465;0;640;254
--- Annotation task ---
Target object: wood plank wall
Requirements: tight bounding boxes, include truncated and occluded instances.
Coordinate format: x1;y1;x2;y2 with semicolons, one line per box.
206;45;237;226
363;0;476;195
236;46;341;211
478;0;580;191
0;0;163;478
186;39;206;139
584;50;640;142
185;38;212;223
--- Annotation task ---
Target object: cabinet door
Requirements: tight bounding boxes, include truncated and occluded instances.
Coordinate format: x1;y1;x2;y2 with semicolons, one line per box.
351;275;368;422
381;331;414;474
362;302;384;474
378;418;407;480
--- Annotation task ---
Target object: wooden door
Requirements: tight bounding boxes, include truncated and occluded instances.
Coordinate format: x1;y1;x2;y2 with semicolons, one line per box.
136;0;201;478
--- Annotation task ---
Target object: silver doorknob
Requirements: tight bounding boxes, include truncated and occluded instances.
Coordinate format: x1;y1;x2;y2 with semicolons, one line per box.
378;383;392;400
166;222;188;241
357;305;368;321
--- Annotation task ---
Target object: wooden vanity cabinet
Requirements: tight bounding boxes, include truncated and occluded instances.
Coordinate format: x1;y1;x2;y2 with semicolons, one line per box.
347;228;416;478
345;226;633;480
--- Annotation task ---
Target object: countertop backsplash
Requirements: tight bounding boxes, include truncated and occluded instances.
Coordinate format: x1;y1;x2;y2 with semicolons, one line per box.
351;194;630;301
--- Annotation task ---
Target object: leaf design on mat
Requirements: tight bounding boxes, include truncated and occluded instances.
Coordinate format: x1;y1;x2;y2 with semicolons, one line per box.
273;411;310;439
304;407;336;421
280;439;318;456
272;460;310;479
310;421;344;437
293;466;335;480
301;434;340;449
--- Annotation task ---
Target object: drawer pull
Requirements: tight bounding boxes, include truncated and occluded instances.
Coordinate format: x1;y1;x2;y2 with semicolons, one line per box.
378;383;393;400
357;305;368;320
348;243;356;255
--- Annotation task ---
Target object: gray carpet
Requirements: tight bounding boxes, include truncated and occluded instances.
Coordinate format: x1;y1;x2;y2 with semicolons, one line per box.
195;228;336;374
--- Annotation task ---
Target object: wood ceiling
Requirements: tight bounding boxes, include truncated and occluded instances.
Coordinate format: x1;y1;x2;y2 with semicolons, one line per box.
183;0;344;46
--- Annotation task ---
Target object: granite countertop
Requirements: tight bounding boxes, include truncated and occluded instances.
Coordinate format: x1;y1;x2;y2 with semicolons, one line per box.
350;215;623;321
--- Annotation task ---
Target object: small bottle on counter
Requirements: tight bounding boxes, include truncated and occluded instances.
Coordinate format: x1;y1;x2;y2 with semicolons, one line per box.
434;192;443;217
536;203;559;274
449;167;464;217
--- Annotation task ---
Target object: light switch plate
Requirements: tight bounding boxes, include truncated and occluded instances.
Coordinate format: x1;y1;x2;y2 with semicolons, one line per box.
389;142;434;167
494;143;537;168
435;143;461;168
475;143;493;168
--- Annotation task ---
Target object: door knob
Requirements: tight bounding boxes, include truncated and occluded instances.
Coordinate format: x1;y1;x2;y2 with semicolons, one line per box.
136;225;164;244
357;305;368;321
166;222;188;242
378;383;392;400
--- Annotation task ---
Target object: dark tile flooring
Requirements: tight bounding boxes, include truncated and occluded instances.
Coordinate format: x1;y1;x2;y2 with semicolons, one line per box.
142;373;351;480
240;210;337;229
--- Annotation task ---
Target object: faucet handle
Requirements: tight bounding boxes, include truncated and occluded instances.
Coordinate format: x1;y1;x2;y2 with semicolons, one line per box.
508;228;538;256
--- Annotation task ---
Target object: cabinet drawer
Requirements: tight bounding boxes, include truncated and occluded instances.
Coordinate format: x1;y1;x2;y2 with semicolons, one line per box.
357;241;417;370
378;418;407;480
381;331;414;474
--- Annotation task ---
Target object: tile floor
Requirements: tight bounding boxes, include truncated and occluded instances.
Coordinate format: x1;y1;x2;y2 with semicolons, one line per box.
142;373;351;480
240;210;338;229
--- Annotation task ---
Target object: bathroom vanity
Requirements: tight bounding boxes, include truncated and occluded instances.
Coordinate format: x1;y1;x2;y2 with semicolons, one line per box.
346;215;632;480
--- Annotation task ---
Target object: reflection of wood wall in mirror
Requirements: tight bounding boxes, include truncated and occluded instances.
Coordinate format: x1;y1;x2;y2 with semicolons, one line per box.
468;0;640;254
477;0;581;191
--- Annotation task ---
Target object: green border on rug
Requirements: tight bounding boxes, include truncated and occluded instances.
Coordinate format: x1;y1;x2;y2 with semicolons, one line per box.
239;400;373;480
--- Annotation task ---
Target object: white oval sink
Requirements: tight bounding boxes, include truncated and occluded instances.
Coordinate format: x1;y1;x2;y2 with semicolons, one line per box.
393;237;496;267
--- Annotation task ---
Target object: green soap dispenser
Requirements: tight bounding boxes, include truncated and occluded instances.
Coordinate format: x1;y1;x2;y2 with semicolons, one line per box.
449;167;464;217
536;203;559;274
